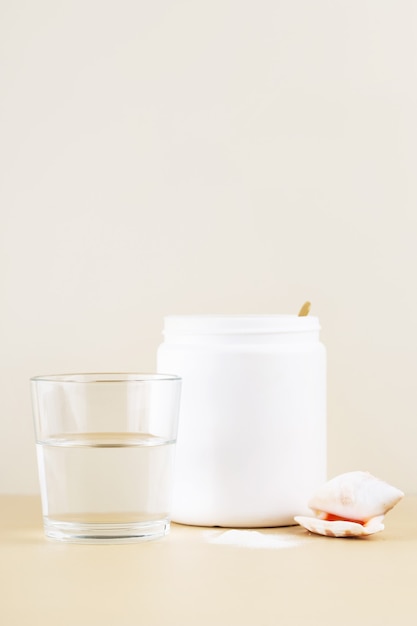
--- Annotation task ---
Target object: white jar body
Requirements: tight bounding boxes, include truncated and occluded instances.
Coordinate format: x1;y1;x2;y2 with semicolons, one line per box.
157;316;326;527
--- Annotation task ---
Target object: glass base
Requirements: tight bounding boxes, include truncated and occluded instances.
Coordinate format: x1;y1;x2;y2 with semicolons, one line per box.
43;517;170;543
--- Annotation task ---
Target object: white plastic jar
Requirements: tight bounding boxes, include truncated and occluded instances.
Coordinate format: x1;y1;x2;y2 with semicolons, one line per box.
157;315;326;527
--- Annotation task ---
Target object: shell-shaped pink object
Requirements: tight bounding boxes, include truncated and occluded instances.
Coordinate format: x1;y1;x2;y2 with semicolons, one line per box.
308;471;404;522
294;514;385;538
294;471;404;538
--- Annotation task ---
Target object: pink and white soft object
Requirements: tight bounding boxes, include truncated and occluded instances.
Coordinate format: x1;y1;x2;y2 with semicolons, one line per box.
294;471;404;538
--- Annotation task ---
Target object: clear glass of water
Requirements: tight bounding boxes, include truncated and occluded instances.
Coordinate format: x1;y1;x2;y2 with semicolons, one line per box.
31;373;181;543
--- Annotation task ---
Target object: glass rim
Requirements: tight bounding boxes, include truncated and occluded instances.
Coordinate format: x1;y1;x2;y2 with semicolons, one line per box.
30;372;181;384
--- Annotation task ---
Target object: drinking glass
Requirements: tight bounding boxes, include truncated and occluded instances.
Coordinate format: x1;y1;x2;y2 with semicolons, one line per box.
31;373;181;543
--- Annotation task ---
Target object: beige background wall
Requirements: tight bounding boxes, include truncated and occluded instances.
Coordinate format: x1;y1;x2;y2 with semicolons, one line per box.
1;0;416;494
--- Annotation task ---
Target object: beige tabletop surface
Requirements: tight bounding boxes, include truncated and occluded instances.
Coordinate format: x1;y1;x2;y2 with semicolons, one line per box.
1;495;416;626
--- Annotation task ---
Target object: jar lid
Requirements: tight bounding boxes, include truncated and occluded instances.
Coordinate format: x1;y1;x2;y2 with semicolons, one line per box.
163;315;320;335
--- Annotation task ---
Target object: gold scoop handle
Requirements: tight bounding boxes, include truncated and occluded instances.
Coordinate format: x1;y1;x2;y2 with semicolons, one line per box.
298;301;311;317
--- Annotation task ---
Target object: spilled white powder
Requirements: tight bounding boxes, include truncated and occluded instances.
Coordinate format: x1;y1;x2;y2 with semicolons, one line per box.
204;529;305;549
